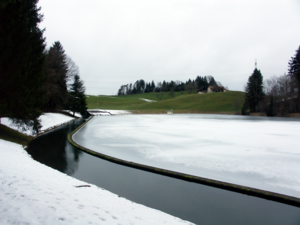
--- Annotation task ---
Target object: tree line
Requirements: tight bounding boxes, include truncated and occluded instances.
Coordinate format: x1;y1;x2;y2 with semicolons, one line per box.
0;0;87;133
242;46;300;116
117;75;224;97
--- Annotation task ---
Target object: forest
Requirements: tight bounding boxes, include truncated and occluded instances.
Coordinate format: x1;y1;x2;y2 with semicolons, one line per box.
242;46;300;116
0;0;88;133
117;75;226;96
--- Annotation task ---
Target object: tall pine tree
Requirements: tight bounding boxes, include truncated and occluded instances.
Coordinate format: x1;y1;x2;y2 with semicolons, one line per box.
68;75;87;116
289;45;300;85
0;0;46;133
242;68;264;113
288;45;300;111
43;41;68;111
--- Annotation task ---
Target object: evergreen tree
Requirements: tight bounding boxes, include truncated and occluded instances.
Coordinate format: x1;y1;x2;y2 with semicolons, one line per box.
288;45;300;111
43;41;68;111
241;100;250;115
203;76;209;89
0;0;46;133
266;96;275;117
151;80;156;92
243;68;264;112
68;74;87;116
289;45;300;85
208;76;217;86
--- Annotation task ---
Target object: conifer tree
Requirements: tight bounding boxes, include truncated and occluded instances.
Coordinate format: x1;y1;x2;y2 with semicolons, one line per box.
68;74;87;116
0;0;46;133
242;68;264;113
288;45;300;111
288;45;300;85
43;41;68;111
151;80;156;92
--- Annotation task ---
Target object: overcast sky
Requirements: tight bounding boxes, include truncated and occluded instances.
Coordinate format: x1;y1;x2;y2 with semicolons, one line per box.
38;0;300;95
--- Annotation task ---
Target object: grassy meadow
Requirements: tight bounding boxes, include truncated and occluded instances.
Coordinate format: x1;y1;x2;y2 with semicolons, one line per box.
87;90;245;114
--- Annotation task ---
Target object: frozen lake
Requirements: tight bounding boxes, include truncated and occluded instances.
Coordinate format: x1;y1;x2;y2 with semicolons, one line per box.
73;114;300;198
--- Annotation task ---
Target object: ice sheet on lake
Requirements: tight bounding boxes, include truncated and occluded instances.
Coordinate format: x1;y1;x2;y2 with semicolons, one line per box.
73;114;300;198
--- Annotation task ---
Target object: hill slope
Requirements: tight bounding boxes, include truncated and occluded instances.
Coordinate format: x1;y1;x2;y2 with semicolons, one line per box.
87;91;245;114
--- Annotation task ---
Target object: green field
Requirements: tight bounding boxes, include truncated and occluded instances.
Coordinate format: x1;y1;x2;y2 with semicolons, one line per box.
87;91;245;114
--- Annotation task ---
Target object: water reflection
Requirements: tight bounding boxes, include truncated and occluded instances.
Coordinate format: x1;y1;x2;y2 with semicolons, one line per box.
27;118;84;175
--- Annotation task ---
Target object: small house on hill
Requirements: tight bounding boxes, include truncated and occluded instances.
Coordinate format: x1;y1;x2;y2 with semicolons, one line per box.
197;87;207;94
207;86;226;93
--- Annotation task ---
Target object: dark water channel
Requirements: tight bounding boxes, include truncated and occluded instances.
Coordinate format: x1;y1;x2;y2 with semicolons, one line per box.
27;118;300;225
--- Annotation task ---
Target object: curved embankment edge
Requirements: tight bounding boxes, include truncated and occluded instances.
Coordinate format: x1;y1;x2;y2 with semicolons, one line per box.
68;116;300;208
35;118;78;139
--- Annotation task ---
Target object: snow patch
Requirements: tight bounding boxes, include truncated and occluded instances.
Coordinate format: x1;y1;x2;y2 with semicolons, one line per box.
62;110;82;118
88;109;131;115
139;98;157;102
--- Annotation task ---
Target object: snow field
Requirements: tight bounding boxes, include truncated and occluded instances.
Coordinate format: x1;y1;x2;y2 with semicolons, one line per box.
0;139;194;225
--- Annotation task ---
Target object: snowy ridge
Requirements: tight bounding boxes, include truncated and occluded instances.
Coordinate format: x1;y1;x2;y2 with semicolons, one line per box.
0;140;194;225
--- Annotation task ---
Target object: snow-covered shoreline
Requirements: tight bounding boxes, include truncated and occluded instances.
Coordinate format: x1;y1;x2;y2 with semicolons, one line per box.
1;113;76;136
0;140;193;225
0;113;194;225
88;109;131;116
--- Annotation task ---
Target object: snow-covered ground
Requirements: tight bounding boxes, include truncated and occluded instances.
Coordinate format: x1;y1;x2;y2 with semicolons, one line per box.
88;109;131;116
1;113;75;136
139;98;157;102
62;110;82;118
73;114;300;198
0;139;193;225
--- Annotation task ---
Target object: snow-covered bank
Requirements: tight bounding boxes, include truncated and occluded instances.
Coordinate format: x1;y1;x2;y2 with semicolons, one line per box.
62;110;82;118
88;109;131;116
0;139;193;225
1;113;75;136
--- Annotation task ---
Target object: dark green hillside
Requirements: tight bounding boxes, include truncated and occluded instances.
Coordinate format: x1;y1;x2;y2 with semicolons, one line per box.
87;91;245;114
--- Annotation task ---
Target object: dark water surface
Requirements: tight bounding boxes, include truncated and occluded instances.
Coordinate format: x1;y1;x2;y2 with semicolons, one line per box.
27;118;300;225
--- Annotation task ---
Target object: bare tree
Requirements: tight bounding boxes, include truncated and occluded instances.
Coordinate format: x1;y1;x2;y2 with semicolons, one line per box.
66;55;79;88
156;92;164;100
185;81;193;94
264;74;293;116
216;81;223;87
169;87;175;98
155;81;162;92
